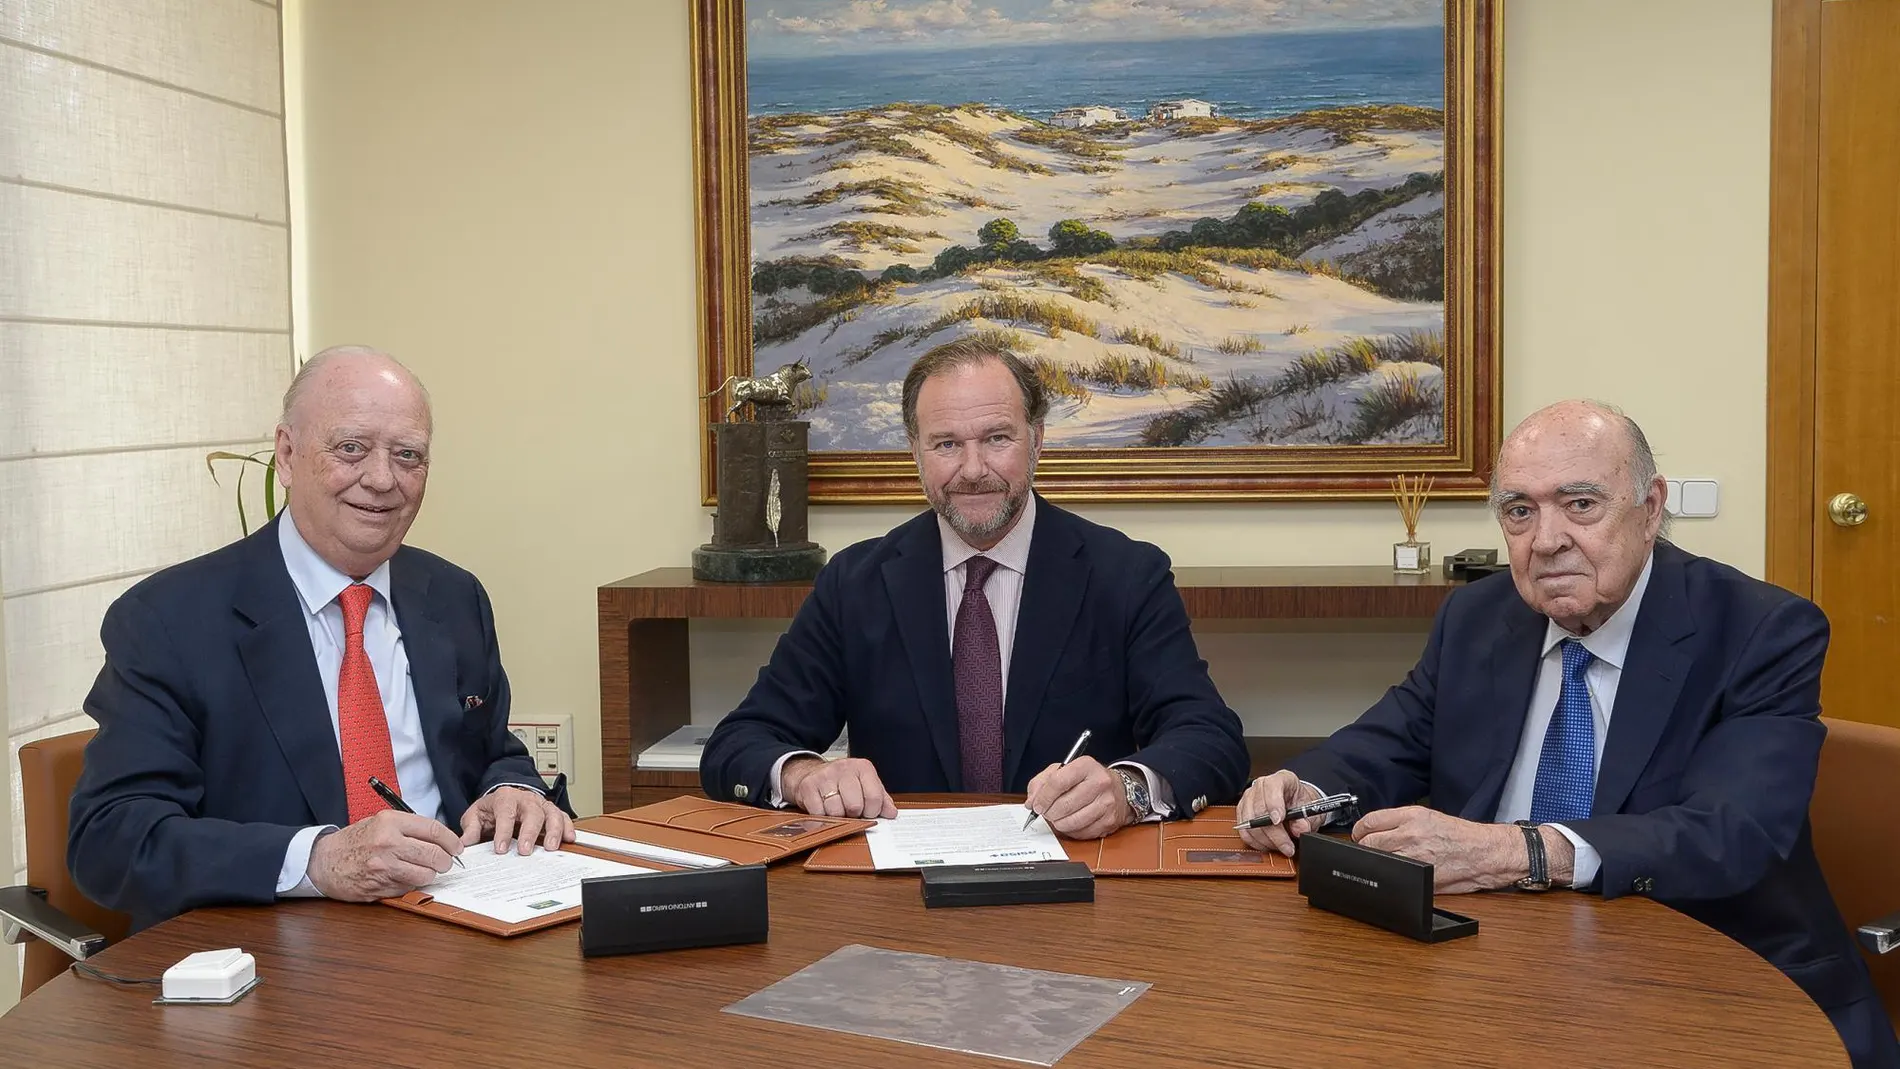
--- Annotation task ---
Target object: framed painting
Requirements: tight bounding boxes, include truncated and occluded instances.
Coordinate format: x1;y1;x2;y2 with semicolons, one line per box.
694;0;1499;503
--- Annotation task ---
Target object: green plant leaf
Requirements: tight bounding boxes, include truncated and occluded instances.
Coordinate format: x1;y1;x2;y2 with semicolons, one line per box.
263;455;278;518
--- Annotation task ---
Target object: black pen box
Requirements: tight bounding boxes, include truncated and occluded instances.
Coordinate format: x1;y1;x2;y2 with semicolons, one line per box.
579;864;768;956
920;861;1095;908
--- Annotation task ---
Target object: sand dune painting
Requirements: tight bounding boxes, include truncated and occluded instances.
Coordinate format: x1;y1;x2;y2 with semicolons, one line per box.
692;0;1500;501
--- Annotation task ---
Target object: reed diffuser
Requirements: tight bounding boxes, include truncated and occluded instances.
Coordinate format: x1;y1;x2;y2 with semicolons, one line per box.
1390;474;1434;573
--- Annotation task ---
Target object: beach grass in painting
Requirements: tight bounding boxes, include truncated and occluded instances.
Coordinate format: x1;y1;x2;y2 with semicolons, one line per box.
745;2;1448;451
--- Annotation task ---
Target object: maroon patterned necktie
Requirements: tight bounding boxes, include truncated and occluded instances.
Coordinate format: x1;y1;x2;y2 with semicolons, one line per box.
953;556;1005;791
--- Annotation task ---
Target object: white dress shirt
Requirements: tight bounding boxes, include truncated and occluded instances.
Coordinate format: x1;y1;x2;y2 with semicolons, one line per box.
1493;552;1655;887
770;496;1172;816
274;512;445;896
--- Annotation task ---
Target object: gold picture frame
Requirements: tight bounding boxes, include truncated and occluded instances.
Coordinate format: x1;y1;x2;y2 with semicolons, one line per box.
693;0;1501;504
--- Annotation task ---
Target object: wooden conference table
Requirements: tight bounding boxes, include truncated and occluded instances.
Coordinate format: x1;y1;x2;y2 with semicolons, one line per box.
0;799;1847;1068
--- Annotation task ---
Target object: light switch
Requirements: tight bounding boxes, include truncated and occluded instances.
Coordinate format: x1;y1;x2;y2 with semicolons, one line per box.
1664;479;1684;516
1679;479;1719;517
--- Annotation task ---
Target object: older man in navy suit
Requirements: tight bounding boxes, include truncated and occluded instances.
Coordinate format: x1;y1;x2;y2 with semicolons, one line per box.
701;339;1249;839
70;346;572;930
1239;401;1898;1067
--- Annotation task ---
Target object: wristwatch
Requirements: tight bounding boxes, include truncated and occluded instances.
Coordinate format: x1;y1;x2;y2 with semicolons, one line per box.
1113;767;1154;822
1514;819;1551;892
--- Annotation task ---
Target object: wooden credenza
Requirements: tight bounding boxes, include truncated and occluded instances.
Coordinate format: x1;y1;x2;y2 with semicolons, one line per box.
597;565;1458;811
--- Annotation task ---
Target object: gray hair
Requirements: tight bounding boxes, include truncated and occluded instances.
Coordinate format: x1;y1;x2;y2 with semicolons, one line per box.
279;344;433;430
1490;400;1669;534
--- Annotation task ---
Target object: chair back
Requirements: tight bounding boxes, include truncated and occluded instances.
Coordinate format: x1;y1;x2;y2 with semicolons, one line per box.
1812;716;1900;1025
18;730;130;997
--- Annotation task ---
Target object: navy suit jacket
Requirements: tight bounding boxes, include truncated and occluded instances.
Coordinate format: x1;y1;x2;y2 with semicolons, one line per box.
69;518;544;930
700;498;1250;810
1288;540;1879;1020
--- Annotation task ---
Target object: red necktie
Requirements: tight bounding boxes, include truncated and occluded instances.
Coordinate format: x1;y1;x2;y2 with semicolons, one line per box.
337;583;401;823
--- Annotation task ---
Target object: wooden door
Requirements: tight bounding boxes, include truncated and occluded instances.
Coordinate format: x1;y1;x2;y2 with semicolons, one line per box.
1768;0;1900;728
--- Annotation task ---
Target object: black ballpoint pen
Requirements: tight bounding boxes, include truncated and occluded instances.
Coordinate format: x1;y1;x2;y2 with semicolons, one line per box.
1232;792;1358;830
1023;729;1093;830
368;775;465;868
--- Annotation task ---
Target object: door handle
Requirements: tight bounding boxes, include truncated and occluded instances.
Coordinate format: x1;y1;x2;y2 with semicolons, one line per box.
1828;492;1869;527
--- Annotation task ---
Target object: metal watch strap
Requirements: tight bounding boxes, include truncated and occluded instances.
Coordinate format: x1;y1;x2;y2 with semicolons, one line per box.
1114;767;1153;821
1515;820;1550;891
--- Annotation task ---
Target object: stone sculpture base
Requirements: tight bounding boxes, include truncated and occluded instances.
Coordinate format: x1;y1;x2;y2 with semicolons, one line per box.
692;541;827;583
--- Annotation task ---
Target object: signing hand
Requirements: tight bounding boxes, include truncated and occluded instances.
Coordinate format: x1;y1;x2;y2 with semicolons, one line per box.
307;810;464;901
459;786;575;856
1234;770;1324;856
781;756;897;819
1024;757;1131;840
1351;806;1523;894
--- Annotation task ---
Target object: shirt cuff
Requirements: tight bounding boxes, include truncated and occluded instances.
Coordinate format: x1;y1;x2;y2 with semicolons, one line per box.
1544;823;1601;888
1110;761;1173;821
485;780;543;797
277;825;337;897
766;750;823;808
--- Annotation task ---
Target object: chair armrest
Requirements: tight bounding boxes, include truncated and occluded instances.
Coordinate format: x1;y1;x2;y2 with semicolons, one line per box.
1858;910;1900;955
0;886;108;961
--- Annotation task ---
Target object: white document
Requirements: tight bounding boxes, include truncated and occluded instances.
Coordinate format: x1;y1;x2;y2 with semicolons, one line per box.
422;845;654;924
572;829;731;869
864;804;1068;870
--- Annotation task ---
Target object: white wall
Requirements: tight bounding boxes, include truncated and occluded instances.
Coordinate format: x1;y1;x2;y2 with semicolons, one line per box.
292;0;1773;816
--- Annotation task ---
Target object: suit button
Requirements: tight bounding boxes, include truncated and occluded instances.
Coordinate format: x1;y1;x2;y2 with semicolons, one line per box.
734;784;750;801
1191;796;1207;814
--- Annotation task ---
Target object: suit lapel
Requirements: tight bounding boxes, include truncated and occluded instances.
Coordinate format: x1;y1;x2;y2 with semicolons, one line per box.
883;521;961;788
1001;501;1087;787
388;553;466;811
1592;544;1695;815
1460;600;1546;821
234;519;348;826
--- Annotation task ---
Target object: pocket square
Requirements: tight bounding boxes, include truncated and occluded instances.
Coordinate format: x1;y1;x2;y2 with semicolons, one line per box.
462;695;485;710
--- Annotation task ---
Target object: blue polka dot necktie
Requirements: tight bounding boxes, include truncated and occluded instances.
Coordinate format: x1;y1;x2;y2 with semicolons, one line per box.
1530;638;1596;824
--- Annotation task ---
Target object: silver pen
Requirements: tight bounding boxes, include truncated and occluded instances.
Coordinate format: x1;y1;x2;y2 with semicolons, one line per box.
1023;729;1092;830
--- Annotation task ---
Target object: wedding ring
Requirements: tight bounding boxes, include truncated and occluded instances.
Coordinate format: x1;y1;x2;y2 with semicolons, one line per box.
820;789;840;799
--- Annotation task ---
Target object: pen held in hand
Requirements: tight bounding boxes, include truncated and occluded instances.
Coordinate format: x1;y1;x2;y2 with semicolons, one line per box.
1233;792;1358;831
368;774;465;868
1023;729;1093;830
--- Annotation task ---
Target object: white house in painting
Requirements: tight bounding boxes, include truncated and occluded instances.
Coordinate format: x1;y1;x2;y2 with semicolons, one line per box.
1148;98;1214;122
1049;105;1128;128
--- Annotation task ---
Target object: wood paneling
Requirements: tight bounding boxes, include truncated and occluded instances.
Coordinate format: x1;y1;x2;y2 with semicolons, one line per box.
0;852;1845;1066
1811;0;1900;728
1766;0;1822;597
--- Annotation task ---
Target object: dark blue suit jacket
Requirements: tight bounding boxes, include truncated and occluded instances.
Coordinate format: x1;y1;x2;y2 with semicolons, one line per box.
700;498;1250;810
1288;540;1891;1059
68;518;544;930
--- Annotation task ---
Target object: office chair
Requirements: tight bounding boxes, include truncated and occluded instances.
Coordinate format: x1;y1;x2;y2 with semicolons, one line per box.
0;731;129;998
1811;716;1900;1025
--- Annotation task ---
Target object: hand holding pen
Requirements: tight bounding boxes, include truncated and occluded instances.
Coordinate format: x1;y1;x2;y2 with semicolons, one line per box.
1234;771;1350;858
1026;736;1109;835
370;775;465;869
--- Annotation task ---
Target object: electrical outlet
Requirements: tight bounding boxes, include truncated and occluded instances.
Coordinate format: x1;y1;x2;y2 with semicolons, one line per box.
508;714;574;789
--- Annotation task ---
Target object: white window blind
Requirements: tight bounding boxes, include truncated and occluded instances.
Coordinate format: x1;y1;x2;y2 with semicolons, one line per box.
0;0;294;900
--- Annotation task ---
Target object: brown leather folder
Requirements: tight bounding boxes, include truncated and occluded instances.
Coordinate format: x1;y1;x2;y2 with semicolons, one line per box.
802;803;1295;878
384;797;875;936
580;796;877;866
